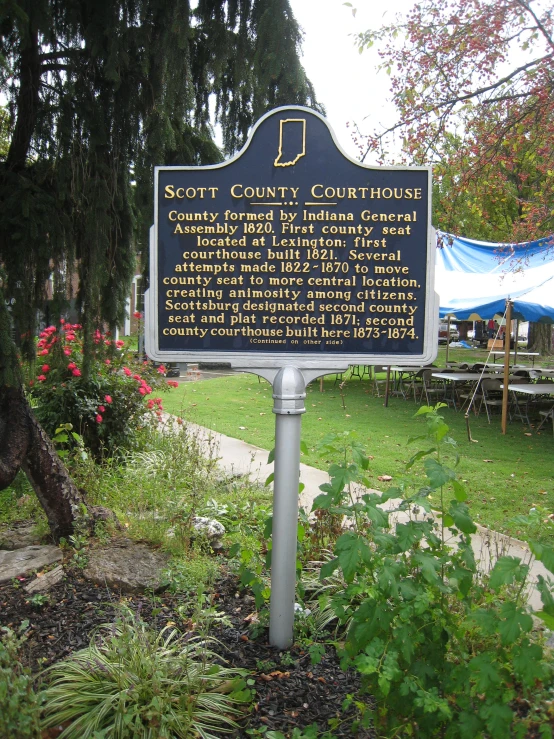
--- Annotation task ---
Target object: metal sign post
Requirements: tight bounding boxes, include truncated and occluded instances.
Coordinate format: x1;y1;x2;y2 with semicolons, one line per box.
144;105;437;650
240;365;346;649
270;366;305;649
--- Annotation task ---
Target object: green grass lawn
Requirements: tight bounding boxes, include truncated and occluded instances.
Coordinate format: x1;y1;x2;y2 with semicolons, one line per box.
161;352;554;543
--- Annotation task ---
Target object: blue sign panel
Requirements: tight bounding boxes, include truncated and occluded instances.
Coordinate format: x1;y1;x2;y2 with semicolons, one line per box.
147;107;436;366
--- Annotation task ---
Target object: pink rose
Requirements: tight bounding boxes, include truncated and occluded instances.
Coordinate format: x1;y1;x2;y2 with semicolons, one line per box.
72;368;81;377
41;364;50;372
37;374;47;382
67;362;76;370
104;395;112;404
39;349;49;356
96;414;103;423
138;387;146;395
98;405;105;413
123;367;132;377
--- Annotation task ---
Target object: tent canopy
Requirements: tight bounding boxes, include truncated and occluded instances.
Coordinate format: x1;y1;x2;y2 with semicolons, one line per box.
436;233;554;323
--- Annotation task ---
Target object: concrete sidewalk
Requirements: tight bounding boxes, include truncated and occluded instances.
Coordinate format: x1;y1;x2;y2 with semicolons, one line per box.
191;422;551;611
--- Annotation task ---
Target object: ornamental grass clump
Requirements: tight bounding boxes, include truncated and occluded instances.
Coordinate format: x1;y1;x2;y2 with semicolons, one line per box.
28;320;179;459
40;609;251;739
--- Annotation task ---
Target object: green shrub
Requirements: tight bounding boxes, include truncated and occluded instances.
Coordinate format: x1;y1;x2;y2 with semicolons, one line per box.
311;407;554;738
28;321;178;458
41;607;251;738
0;622;42;738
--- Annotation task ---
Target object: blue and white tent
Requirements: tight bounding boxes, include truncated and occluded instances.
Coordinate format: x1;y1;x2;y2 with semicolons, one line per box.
436;232;554;323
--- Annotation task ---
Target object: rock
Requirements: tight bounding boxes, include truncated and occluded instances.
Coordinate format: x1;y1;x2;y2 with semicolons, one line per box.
24;565;64;593
0;521;42;550
83;539;169;593
192;516;226;550
0;545;63;583
88;505;123;531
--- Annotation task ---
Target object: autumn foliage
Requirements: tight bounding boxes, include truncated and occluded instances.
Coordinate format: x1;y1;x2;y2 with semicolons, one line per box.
355;0;554;244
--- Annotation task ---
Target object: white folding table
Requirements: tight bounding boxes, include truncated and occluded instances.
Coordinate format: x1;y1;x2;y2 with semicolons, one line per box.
500;382;554;427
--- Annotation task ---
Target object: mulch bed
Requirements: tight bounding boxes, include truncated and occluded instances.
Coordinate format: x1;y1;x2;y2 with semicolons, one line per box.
0;566;371;738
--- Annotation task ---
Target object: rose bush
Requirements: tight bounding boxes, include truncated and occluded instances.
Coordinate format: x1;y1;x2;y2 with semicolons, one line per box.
28;320;179;459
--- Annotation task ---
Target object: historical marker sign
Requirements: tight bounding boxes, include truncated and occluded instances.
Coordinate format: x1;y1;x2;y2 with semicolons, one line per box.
145;106;437;368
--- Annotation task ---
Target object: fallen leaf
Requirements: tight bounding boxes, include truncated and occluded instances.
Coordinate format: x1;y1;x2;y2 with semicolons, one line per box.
378;475;393;482
345;414;351;417
483;459;494;463
524;433;532;436
259;412;265;416
239;426;247;430
240;634;249;642
539;491;548;495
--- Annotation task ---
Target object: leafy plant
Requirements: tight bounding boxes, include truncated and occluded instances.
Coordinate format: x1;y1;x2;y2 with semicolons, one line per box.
28;322;178;459
314;406;554;738
68;531;89;569
25;593;49;609
41;607;251;738
0;621;42;738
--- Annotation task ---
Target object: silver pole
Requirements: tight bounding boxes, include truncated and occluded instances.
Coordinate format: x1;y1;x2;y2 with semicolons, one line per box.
269;366;306;649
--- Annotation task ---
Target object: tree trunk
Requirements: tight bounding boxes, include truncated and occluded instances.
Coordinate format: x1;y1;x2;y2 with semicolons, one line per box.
6;26;42;172
0;384;84;541
527;323;553;356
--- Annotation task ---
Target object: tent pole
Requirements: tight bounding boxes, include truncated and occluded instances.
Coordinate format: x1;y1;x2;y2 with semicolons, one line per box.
501;301;512;434
514;319;519;364
445;315;451;365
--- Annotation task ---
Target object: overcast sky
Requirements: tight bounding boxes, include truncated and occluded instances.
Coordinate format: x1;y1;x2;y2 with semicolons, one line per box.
289;0;413;160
